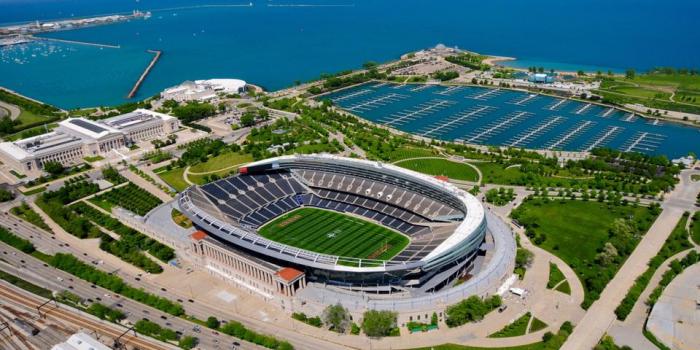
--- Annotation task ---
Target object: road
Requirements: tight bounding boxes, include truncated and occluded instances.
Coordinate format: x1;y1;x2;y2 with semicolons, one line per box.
562;168;700;350
0;212;348;350
0;100;21;120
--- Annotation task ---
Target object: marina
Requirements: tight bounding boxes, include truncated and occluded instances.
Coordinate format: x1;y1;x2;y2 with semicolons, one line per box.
324;82;700;158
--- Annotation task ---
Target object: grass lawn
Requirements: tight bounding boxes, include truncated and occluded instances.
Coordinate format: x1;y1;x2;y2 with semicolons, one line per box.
488;313;531;338
691;174;700;182
10;203;51;232
158;167;189;192
16;108;51;127
555;281;571;295
512;199;658;308
395;158;479;182
188;152;253;174
529;317;547;333
386;146;438;161
89;197;114;212
258;208;409;261
546;262;566;289
473;162;524;185
83;155;104;163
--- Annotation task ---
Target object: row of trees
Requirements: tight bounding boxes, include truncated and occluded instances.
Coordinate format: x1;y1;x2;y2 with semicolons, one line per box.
444;295;502;327
50;253;184;315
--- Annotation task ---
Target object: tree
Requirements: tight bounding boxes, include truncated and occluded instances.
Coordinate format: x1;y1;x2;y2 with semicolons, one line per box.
240;112;255;127
625;68;636;79
178;336;198;349
206;316;220;329
0;188;14;202
322;304;350;333
43;161;64;176
361;310;397;337
0;116;15;134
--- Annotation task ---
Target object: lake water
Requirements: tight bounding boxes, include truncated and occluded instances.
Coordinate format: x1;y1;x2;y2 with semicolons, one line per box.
0;0;699;109
325;82;700;158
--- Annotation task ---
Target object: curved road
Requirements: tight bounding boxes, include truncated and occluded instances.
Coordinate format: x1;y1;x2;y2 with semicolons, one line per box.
0;100;20;120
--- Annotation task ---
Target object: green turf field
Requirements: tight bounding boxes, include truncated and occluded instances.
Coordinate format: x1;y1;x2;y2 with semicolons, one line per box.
258;208;409;261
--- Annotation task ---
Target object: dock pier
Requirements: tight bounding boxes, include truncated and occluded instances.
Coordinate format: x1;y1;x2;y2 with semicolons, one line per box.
127;50;162;99
29;35;120;49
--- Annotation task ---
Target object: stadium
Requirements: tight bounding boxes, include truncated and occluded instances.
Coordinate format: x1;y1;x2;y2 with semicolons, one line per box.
178;154;512;296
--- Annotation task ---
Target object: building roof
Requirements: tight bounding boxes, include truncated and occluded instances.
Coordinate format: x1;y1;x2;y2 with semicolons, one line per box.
191;230;208;241
58;118;122;140
52;332;110;350
276;267;304;282
101;109;175;130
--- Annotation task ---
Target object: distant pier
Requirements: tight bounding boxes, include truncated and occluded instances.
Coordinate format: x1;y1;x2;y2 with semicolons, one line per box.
128;50;162;99
29;36;120;49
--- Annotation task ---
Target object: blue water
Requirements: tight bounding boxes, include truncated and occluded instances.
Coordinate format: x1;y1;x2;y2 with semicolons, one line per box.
325;82;700;158
0;0;699;108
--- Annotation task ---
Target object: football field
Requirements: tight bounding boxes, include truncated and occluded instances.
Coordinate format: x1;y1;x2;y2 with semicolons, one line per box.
258;208;409;261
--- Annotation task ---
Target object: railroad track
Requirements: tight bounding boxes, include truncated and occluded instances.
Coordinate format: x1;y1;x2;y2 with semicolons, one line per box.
0;285;170;350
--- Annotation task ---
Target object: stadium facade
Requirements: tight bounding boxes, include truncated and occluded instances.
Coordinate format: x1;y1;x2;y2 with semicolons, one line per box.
179;154;514;302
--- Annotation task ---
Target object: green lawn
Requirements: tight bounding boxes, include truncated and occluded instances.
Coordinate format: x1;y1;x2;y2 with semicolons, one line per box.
258;208;409;262
555;281;571;295
16;108;51;127
473;162;524;185
512;199;658;308
546;262;566;289
158;167;190;192
386;146;438;161
188;152;253;174
691;174;700;182
395;158;479;182
489;313;531;338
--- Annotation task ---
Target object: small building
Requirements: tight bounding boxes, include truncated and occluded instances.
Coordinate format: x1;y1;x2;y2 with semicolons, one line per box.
52;332;111;350
161;78;247;102
0;109;178;178
528;73;555;84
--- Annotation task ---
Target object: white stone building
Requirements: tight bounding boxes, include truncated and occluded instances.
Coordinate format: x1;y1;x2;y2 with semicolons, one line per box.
0;109;178;177
161;78;247;102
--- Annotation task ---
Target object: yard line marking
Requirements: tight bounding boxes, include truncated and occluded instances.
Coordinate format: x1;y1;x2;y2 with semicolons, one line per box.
469;88;501;100
509;116;564;147
466;111;530;143
420;106;491;137
585;126;622;151
575;103;592;115
331;89;372;102
547;120;595;150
